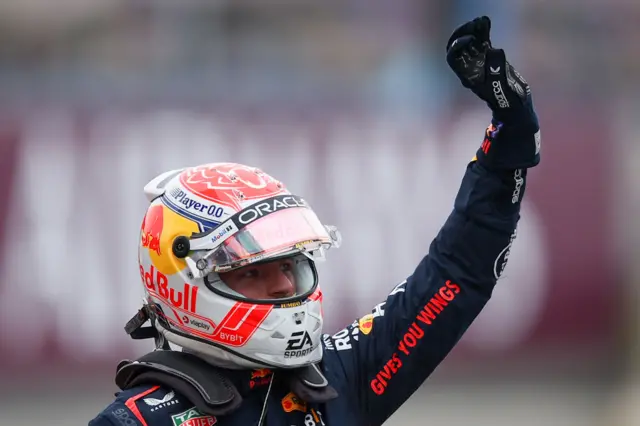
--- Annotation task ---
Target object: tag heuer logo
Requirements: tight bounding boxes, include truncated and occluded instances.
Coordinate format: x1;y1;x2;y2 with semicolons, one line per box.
171;407;217;426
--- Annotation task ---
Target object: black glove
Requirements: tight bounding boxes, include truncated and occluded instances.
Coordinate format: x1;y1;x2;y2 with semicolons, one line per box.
446;16;530;117
446;16;540;169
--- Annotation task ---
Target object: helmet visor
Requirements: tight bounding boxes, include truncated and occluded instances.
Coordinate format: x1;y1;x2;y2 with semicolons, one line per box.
206;253;318;303
185;199;339;276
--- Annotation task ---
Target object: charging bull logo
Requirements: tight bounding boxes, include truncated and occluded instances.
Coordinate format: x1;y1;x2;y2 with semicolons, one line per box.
179;163;286;209
140;201;200;276
142;205;164;256
249;368;273;389
251;369;272;380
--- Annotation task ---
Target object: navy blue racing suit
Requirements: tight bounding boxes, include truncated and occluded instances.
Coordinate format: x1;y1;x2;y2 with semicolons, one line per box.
89;150;531;425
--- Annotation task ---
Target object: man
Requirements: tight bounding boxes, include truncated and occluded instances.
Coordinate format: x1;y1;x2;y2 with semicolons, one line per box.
90;16;540;426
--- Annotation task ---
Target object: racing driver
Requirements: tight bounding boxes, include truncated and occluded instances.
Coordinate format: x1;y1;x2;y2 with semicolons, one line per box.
90;16;541;426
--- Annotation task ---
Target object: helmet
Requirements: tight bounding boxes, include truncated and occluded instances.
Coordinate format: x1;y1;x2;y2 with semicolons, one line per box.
135;162;341;369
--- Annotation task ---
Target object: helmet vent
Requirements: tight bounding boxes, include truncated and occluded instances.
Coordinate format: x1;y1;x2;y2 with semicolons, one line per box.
271;331;286;339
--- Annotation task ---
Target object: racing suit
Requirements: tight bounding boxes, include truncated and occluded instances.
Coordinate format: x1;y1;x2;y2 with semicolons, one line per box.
89;134;535;425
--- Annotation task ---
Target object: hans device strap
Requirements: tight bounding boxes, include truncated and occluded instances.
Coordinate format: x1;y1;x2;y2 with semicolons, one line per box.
115;350;339;417
116;350;242;416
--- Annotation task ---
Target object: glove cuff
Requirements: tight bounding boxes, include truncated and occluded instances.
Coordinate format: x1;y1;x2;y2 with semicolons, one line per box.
475;111;541;170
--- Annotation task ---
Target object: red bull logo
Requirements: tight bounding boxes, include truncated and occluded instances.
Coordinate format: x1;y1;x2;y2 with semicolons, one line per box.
250;368;272;380
140;201;200;276
141;204;164;256
249;368;273;389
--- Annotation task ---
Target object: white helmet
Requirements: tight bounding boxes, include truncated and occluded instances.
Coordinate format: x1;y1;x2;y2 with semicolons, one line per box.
134;162;341;369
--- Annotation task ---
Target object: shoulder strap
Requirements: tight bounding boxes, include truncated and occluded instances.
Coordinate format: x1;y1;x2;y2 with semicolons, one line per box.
285;363;339;403
115;350;242;416
116;350;339;408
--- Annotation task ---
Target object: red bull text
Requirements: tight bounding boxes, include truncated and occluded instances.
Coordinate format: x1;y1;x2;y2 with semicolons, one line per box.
140;264;198;313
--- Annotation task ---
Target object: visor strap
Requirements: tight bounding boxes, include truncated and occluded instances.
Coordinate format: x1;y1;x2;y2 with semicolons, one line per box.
188;194;310;251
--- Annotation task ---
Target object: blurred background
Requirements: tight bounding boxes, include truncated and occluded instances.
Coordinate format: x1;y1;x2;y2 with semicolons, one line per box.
0;0;638;425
